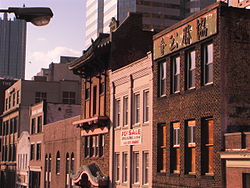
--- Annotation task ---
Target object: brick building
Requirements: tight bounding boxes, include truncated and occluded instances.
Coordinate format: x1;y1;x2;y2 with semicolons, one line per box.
29;101;81;188
152;2;250;187
0;79;80;188
69;33;111;187
43;115;81;188
109;52;153;187
221;132;250;188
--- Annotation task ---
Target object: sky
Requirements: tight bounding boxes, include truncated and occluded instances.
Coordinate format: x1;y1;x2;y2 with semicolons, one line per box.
0;0;86;79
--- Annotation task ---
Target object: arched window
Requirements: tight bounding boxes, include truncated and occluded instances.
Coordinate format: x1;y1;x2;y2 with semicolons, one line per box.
71;153;75;173
66;153;70;174
56;151;60;174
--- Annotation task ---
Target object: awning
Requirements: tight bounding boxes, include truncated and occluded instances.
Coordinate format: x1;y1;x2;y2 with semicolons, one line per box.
73;116;109;128
70;163;108;187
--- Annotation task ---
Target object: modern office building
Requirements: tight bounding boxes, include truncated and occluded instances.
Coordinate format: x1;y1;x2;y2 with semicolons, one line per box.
85;0;217;48
0;13;26;79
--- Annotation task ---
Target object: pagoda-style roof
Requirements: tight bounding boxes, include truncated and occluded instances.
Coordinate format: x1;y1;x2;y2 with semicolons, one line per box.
68;33;111;77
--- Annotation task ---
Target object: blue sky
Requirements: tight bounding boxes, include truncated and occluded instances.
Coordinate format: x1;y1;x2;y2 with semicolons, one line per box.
0;0;85;79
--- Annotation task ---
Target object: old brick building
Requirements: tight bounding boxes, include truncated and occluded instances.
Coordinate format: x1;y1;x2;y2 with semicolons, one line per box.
152;2;250;187
43;115;81;188
221;132;250;188
69;33;111;187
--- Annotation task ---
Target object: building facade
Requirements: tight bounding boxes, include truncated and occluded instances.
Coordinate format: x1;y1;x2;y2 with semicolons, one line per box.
0;13;26;79
221;132;250;188
0;79;81;188
69;33;111;187
16;131;30;188
34;56;80;82
43;115;81;188
109;52;153;187
29;101;81;188
152;2;250;187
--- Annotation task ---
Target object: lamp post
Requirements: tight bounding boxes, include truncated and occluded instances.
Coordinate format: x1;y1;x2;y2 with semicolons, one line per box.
0;7;53;26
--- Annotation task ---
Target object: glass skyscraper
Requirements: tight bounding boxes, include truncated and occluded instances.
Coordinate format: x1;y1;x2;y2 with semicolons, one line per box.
84;0;216;48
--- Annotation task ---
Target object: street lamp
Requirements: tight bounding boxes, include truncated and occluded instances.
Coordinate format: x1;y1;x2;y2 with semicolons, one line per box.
0;7;53;26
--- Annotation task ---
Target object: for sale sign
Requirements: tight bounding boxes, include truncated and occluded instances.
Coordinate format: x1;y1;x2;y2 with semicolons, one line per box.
121;128;142;146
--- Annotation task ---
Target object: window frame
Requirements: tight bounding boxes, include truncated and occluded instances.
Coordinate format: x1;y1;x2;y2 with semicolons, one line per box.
143;151;149;185
202;42;213;85
114;153;120;182
122;152;128;183
133;93;140;126
171;55;181;93
114;98;121;128
159;61;167;96
143;90;150;123
123;96;128;127
133;152;140;184
186;49;196;89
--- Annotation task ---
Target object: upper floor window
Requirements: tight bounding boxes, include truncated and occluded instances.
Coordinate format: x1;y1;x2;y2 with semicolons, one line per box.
71;153;75;173
16;90;20;104
133;93;140;126
186;50;196;89
66;153;70;174
159;61;167;96
12;93;16;106
171;56;180;93
114;99;121;128
63;91;76;104
123;96;128;127
84;134;104;158
143;90;149;123
172;122;180;147
85;88;90;100
56;151;60;174
99;82;105;94
202;43;213;85
35;92;47;103
31;118;36;134
30;144;35;160
36;143;41;160
93;86;97;115
37;116;42;133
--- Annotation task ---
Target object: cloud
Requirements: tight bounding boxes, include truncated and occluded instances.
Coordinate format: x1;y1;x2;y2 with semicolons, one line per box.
25;46;81;79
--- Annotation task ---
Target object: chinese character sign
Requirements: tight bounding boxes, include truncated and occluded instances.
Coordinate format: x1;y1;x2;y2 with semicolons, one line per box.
154;9;217;60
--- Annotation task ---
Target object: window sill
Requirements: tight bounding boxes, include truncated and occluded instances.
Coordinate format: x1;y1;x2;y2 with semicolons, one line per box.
188;172;196;176
132;123;140;128
142;122;149;126
205;172;214;176
173;145;180;148
132;183;140;187
205;82;213;86
173;170;180;174
122;126;129;129
114;126;121;130
142;184;149;188
121;183;128;186
188;143;196;147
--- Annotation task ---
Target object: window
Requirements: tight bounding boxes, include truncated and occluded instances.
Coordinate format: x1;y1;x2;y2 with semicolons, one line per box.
63;91;76;104
243;173;250;188
122;152;128;183
185;120;196;174
36;143;41;160
114;99;121;128
202;43;213;85
143;90;149;123
171;122;180;173
56;151;60;174
159;61;167;96
133;152;139;184
123;97;128;127
12;93;15;106
5;120;9;135
99;134;104;157
31;118;36;134
10;119;13;134
37;116;42;133
71;153;75;173
93;86;97;115
30;144;35;160
5;98;8;110
99;82;105;94
84;135;104;158
202;118;214;175
66;153;70;174
133;93;140;125
35;92;47;103
186;50;196;89
14;117;17;133
143;152;149;185
85;88;90;100
114;153;120;182
16;90;20;104
8;96;11;109
171;56;180;93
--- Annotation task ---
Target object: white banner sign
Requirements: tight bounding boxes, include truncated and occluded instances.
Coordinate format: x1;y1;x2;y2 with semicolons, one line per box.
121;128;142;146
